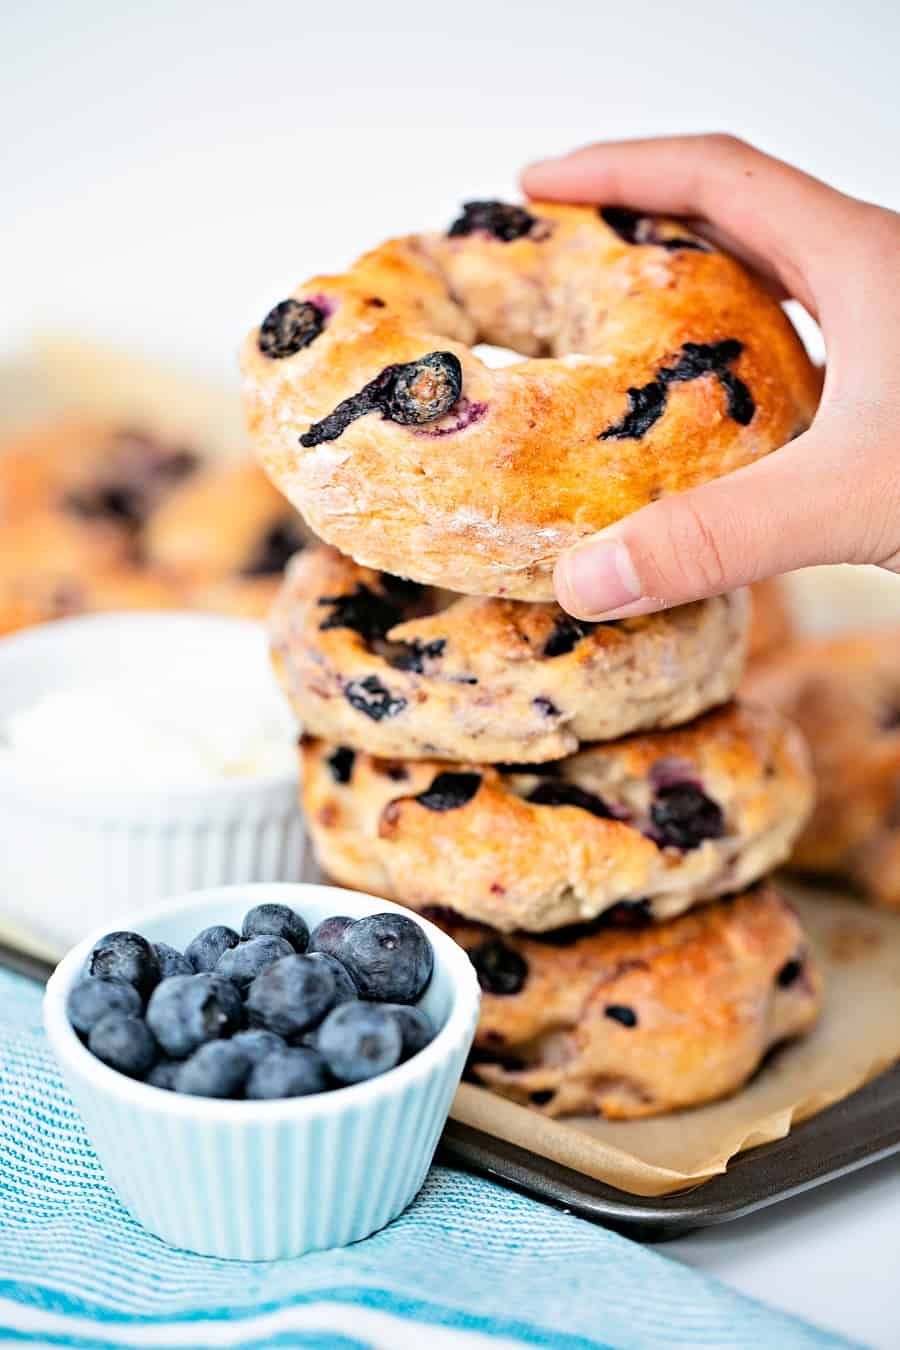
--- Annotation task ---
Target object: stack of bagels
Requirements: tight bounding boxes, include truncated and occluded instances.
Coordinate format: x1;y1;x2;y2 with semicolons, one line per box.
242;198;824;1120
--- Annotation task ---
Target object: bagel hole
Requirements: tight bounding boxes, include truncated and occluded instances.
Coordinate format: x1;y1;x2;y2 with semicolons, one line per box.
472;342;527;369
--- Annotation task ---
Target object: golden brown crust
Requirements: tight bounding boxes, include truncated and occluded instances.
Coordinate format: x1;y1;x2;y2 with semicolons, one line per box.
0;414;309;630
0;417;200;531
0;416;203;633
433;885;821;1119
0;510;143;636
0;417;113;522
744;631;900;909
143;460;310;587
270;546;749;761
242;202;819;599
301;701;813;932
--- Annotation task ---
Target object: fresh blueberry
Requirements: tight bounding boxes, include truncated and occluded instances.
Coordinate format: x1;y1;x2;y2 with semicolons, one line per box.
650;784;725;850
293;1030;322;1050
153;942;193;979
184;925;240;973
88;1013;158;1078
307;952;358;1004
216;935;295;990
67;976;142;1035
245;1046;330;1100
245;955;337;1038
383;1004;434;1061
241;903;309;952
144;1058;181;1091
204;973;244;1015
337;913;433;1003
176;1041;251;1098
258;298;325;358
230;1029;287;1065
85;931;161;1001
146;973;242;1058
308;915;354;957
317;1002;403;1084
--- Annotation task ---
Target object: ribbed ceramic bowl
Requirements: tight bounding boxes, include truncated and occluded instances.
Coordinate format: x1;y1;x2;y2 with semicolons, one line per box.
44;882;480;1260
0;613;304;952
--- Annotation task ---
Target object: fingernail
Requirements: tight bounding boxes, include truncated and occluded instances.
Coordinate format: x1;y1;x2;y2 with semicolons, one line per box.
556;538;643;617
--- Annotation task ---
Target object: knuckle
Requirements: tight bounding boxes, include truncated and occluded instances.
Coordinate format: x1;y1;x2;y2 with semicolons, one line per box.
855;202;900;267
639;496;731;599
703;132;750;160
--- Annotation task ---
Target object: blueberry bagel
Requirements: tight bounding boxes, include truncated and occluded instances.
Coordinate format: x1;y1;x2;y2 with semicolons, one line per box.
0;416;199;534
432;884;821;1119
0;510;180;636
301;702;813;932
242;200;819;600
745;630;900;909
271;545;750;761
144;460;311;618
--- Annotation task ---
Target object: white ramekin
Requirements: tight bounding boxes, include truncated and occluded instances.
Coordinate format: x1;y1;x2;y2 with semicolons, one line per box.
44;882;480;1259
0;613;304;953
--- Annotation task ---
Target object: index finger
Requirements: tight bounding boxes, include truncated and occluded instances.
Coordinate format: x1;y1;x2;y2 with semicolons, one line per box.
521;134;858;313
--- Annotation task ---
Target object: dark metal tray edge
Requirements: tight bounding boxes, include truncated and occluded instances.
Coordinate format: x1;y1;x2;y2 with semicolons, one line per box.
8;940;900;1243
438;1065;900;1241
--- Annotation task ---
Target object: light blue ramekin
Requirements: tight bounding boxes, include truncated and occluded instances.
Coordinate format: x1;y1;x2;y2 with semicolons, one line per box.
44;882;480;1260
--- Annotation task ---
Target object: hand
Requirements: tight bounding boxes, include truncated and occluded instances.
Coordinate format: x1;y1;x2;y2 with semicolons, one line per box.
521;135;900;619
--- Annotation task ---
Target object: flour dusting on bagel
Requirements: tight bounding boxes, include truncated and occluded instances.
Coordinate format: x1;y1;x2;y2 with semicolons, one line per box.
270;545;751;762
242;199;819;599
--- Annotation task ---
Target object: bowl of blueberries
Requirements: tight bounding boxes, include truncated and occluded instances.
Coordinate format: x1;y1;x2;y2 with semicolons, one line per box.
43;882;480;1260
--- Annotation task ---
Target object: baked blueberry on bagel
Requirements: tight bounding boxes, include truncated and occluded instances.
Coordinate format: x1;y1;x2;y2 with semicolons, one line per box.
270;545;750;762
432;885;822;1120
744;629;900;909
299;702;813;933
242;200;819;600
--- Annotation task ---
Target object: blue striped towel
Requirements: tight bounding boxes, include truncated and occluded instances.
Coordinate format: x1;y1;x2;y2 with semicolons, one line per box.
0;967;852;1350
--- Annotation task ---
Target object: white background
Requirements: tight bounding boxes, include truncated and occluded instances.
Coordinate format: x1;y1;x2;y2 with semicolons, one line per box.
4;0;900;1343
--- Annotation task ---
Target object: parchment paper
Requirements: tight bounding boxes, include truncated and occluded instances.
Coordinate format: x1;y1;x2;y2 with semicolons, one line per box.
451;885;900;1196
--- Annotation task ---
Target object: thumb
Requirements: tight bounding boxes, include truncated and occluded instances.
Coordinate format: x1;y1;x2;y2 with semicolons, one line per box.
553;429;875;618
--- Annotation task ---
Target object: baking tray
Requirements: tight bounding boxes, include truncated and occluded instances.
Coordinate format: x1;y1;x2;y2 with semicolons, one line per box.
438;1067;900;1241
7;941;900;1243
